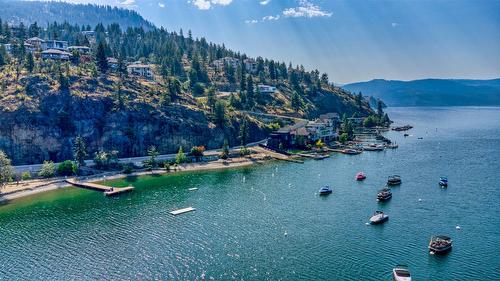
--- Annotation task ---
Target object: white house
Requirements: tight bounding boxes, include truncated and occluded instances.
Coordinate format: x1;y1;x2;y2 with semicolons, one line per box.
212;57;240;70
257;84;277;94
40;49;71;60
41;40;69;51
244;58;257;73
127;64;153;78
306;120;337;142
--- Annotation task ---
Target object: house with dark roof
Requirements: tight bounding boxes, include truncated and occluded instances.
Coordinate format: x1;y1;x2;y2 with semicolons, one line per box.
41;49;71;60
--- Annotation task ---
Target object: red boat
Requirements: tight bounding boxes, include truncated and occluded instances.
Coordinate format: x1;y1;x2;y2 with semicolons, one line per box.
356;172;366;181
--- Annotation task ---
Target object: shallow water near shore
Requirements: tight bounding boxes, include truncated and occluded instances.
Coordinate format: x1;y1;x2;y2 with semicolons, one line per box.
1;107;500;280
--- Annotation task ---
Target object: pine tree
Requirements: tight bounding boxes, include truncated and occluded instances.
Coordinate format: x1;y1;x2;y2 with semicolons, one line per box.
206;87;216;112
214;100;226;126
246;75;254;107
73;136;87;167
25;52;34;73
239;118;250;146
96;41;108;73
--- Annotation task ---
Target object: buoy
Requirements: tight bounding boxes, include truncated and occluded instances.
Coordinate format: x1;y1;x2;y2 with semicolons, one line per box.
418;198;422;202
365;222;370;226
288;183;292;187
456;225;461;230
243;176;246;182
284;231;288;236
272;173;275;177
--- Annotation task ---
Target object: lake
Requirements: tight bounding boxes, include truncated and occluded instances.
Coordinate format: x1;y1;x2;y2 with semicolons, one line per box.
1;107;499;280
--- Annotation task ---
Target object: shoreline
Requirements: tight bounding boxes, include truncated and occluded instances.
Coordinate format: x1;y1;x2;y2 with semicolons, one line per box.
0;153;275;203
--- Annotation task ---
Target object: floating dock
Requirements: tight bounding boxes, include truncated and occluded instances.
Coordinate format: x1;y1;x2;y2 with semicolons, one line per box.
170;207;196;215
66;179;134;196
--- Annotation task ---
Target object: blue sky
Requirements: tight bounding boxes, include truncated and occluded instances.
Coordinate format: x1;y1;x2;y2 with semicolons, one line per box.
67;0;500;84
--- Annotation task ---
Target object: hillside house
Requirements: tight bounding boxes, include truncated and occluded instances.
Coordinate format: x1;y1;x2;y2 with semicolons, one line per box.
127;64;153;78
212;57;240;70
257;84;277;94
244;58;257;73
41;49;71;60
319;112;341;128
41;40;68;51
25;37;45;50
107;57;119;69
68;46;90;54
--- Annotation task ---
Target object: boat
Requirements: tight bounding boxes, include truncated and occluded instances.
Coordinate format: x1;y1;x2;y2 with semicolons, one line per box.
363;143;385;151
392;125;413;131
341;149;361;155
428;235;452;254
387;175;402;186
356;172;366;181
377;188;392;201
369;210;389;224
385;143;399;149
403;133;409;137
392;265;412;281
439;177;448;187
318;186;332;195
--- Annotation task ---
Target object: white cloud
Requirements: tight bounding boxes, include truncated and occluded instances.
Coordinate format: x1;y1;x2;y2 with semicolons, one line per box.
245;19;259;25
158;2;165;8
282;0;332;18
190;0;233;10
119;0;135;6
263;14;280;21
260;0;271;5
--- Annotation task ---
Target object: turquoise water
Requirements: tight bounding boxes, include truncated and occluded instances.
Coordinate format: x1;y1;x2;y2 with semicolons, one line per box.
1;107;499;280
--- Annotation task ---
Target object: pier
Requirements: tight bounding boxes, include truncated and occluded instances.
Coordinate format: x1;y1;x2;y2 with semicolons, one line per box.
66;179;134;196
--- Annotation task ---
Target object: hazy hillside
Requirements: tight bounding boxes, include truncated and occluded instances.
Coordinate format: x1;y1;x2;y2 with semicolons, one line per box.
0;0;153;29
343;78;500;106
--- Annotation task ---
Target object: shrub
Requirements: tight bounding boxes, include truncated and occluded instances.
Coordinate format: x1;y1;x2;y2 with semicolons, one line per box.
122;163;134;174
38;160;56;178
190;146;205;161
21;171;31;181
57;160;76;176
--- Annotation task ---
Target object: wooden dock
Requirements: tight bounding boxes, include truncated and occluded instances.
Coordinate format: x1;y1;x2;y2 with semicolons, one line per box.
66;179;134;196
170;207;196;215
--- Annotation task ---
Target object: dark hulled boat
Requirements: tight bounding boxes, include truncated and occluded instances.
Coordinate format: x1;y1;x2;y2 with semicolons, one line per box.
429;235;452;254
387;175;402;186
377;188;392;201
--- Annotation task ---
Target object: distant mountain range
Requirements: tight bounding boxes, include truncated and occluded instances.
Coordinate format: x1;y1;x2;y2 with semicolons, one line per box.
0;0;153;28
343;78;500;106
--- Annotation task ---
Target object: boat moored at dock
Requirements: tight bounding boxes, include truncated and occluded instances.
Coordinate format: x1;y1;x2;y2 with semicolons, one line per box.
392;265;412;281
363;143;385;151
428;235;452;254
369;210;389;224
341;149;362;155
387;175;402;186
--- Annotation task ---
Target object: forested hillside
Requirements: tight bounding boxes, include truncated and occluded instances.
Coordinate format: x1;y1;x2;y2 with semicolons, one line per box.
0;0;153;29
0;10;374;165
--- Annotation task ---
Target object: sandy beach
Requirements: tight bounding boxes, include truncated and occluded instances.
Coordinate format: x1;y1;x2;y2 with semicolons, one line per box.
0;151;277;203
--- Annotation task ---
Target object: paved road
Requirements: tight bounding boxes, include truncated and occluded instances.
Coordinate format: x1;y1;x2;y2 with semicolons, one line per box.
13;139;267;173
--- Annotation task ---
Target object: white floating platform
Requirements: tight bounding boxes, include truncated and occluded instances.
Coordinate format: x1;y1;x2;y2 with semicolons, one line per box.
188;188;198;191
170;207;196;216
